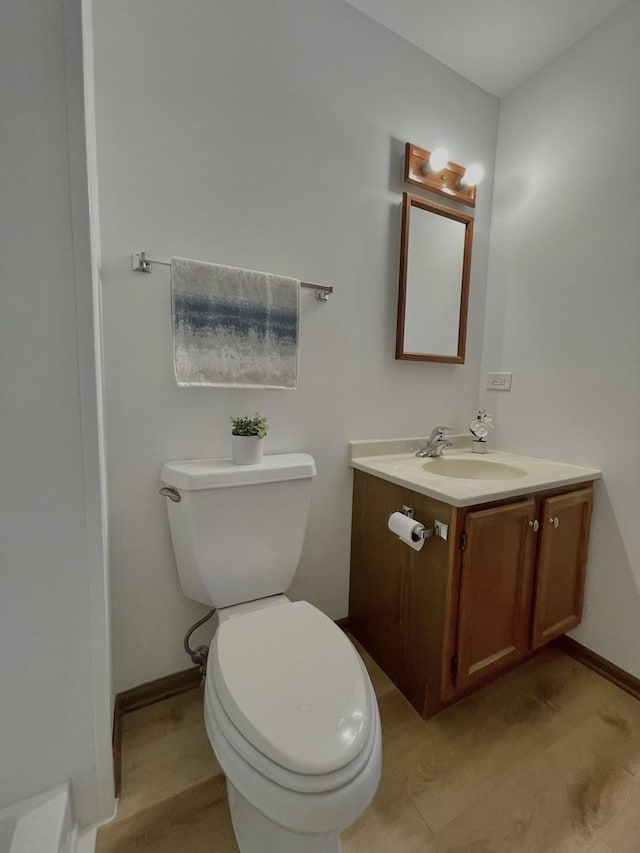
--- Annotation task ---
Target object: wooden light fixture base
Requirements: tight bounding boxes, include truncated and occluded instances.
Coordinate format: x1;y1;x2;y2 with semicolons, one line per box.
405;142;477;208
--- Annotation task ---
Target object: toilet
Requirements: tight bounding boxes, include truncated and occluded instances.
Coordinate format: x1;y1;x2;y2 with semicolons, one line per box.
161;453;382;853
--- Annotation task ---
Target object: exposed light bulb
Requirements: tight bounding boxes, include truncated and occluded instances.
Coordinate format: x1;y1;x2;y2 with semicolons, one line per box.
429;147;449;172
421;147;449;175
460;162;485;188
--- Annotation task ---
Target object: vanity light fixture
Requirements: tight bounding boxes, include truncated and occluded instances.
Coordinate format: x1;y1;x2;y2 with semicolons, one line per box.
405;142;481;208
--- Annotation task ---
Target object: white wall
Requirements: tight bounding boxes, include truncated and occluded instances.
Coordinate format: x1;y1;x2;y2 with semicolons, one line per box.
481;0;640;677
0;0;114;827
91;0;499;693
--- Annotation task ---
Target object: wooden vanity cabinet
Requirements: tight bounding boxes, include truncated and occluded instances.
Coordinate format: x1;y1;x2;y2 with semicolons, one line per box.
349;472;458;714
349;471;594;718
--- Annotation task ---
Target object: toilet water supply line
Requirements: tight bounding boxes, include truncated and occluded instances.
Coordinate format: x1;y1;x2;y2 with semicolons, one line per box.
184;607;216;678
159;485;216;677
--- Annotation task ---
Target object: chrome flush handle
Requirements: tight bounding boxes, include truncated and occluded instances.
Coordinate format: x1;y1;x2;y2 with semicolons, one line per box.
159;486;181;503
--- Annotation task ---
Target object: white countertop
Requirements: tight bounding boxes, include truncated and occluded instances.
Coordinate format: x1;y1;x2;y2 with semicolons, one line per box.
349;437;601;507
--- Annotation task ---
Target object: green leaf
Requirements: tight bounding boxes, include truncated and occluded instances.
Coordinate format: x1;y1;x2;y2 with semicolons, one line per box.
230;412;269;438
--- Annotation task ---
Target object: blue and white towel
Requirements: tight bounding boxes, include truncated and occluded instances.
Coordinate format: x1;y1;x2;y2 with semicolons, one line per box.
171;258;299;389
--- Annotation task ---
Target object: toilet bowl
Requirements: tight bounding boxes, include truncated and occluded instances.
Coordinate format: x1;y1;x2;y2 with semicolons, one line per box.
204;599;381;852
161;454;382;851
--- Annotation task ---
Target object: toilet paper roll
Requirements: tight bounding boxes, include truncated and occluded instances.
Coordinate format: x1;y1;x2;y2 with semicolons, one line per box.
388;512;425;552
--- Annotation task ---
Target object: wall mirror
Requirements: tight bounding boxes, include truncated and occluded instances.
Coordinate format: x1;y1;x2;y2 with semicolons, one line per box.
396;192;473;364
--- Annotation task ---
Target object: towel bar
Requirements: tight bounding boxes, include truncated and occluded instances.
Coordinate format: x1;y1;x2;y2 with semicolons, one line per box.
131;252;333;301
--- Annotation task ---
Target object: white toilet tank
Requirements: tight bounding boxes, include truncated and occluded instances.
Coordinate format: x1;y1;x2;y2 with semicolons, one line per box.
161;453;317;608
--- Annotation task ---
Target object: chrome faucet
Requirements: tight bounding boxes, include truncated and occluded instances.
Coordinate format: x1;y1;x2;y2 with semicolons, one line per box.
416;426;454;458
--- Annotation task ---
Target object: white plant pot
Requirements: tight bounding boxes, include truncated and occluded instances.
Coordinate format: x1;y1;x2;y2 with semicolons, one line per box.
232;435;264;465
471;440;487;454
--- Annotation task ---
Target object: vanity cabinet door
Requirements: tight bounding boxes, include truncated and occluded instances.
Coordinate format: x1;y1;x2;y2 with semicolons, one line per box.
455;499;536;691
532;488;593;649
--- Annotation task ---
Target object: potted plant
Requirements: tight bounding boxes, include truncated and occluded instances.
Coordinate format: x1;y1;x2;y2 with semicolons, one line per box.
230;413;269;465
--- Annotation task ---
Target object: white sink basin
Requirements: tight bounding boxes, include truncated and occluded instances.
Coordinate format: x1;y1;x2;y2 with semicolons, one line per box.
421;457;527;480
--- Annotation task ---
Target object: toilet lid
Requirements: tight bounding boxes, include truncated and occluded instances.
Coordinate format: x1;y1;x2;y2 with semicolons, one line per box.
211;602;372;775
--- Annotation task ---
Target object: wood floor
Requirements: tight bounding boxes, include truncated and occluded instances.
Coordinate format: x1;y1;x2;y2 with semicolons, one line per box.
97;642;640;853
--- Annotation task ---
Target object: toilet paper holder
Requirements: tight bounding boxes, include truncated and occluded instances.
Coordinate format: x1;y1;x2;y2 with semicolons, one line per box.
393;505;434;541
393;505;450;542
413;525;434;541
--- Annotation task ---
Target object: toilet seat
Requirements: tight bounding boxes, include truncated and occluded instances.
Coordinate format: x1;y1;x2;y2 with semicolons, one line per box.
209;601;374;780
205;666;378;794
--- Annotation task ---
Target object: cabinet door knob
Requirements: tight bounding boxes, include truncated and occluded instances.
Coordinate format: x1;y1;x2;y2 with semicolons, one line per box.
549;516;559;528
529;519;539;532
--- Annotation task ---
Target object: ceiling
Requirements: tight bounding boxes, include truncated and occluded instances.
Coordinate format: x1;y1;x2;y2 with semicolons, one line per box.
344;0;631;97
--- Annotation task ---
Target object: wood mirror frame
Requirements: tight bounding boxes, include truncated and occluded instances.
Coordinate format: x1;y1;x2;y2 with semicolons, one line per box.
396;192;474;364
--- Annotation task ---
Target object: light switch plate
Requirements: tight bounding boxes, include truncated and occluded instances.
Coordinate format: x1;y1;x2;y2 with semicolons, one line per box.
487;372;512;391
